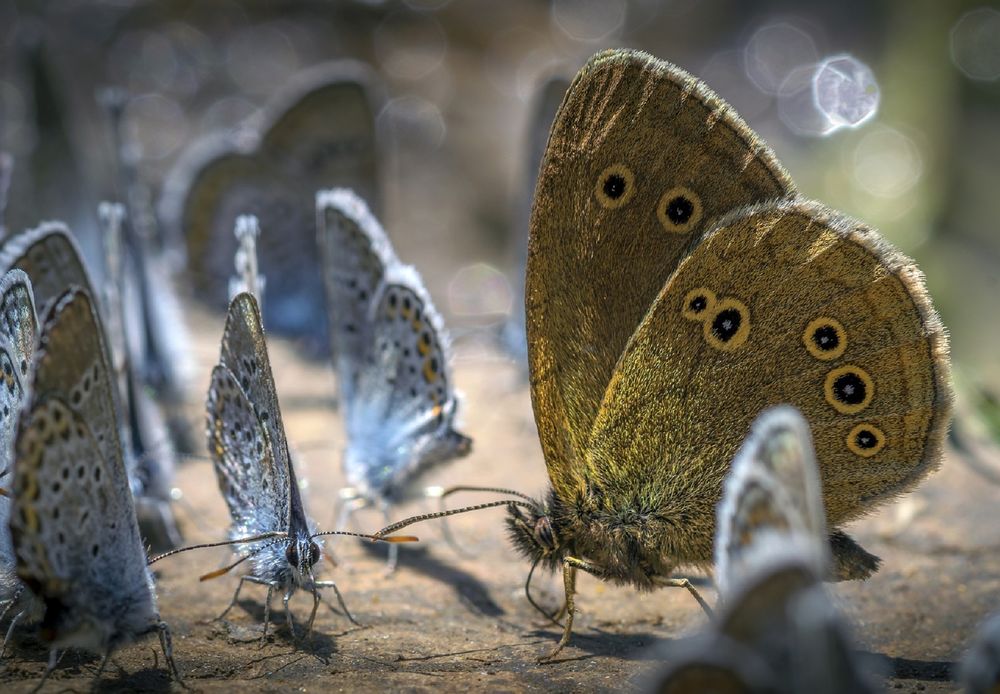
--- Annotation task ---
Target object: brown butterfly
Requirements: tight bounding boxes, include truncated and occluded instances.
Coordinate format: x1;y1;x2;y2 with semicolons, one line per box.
378;48;952;660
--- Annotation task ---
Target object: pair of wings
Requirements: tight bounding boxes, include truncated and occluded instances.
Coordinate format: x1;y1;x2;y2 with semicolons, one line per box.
652;407;877;693
207;292;304;538
9;288;153;619
316;189;470;500
526;50;952;543
163;61;385;353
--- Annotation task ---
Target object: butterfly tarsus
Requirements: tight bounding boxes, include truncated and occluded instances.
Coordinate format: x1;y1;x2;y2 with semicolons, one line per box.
650;576;715;618
156;621;186;688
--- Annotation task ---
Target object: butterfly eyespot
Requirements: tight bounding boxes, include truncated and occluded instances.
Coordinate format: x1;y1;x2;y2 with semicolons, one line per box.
657;186;703;234
682;287;717;320
594;164;635;208
422;359;439;384
82;375;91;392
824;365;874;414
91;544;99;557
847;423;886;457
18;359;25;375
71;390;81;405
703;298;750;351
803;317;847;361
77;466;85;479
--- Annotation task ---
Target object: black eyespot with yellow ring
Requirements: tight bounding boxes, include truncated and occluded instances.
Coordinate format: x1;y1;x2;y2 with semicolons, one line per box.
657;186;703;234
847;423;886;457
803;317;847;361
682;287;716;321
824;365;874;414
594;164;635;209
703;298;750;351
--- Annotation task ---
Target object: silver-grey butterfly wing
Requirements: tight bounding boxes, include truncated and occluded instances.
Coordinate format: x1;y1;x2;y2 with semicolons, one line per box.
316;187;395;404
962;612;1000;694
10;289;156;652
715;405;828;597
206;363;284;538
0;268;37;461
216;293;292;529
317;190;471;501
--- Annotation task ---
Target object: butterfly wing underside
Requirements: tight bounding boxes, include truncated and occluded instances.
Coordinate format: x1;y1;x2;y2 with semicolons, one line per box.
317;189;470;499
216;293;292;529
0;223;96;315
10;290;151;634
207;364;283;537
526;49;795;498
0;269;37;458
586;200;952;563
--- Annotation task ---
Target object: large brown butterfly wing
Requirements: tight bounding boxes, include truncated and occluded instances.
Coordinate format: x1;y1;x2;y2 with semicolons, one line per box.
586;199;952;564
526;49;795;497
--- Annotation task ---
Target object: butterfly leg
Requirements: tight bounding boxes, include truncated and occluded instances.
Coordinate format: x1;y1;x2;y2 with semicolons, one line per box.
539;556;600;662
260;583;275;647
1;609;24;657
314;580;362;627
651;576;714;617
213;574;256;622
31;649;60;694
156;620;186;686
282;587;297;640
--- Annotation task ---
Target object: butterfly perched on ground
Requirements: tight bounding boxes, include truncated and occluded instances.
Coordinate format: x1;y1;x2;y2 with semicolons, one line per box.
649;406;879;694
162;61;385;355
0;268;38;644
8;287;182;683
377;48;953;659
0;221;183;551
205;291;415;638
316;188;471;569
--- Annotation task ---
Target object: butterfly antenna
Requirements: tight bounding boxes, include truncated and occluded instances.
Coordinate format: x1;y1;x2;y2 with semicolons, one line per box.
523;557;561;626
373;499;539;538
427;485;538;505
308;530;419;544
197;536;292;581
147;531;286;565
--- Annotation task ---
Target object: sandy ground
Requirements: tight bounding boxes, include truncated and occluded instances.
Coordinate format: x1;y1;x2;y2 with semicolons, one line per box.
1;303;998;693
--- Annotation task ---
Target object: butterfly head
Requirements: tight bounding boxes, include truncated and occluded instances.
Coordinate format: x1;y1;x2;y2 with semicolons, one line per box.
505;493;565;570
283;535;322;584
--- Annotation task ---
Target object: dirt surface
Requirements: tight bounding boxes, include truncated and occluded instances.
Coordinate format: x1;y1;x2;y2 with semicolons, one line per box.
1;304;998;693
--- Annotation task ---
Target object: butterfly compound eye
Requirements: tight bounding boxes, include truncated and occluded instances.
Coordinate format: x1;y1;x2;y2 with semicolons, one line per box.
657;186;703;233
308;542;321;567
595;164;635;209
285;544;299;567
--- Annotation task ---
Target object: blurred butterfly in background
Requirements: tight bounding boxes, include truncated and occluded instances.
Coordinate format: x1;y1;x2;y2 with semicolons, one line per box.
0;268;39;647
0;221;182;551
500;75;570;370
97;203;183;550
162;62;386;356
99;87;193;411
228;214;266;304
961;612;1000;694
0;153;12;241
204;291;415;639
8;287;182;683
649;406;879;694
377;49;952;659
317;188;471;571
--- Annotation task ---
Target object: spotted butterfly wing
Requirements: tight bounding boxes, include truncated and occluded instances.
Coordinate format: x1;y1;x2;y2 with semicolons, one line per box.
0;223;95;316
164;62;385;353
527;49;796;498
715;406;828;597
586;199;951;567
9;289;159;653
0;269;37;460
317;189;471;502
216;292;299;532
207;362;285;540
